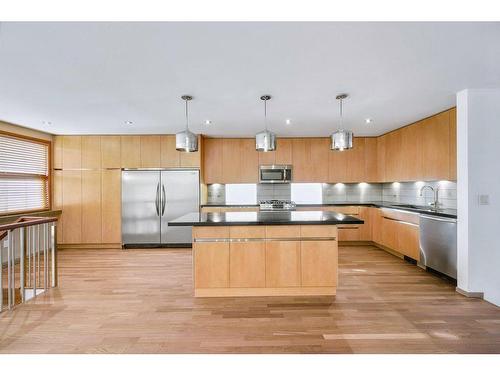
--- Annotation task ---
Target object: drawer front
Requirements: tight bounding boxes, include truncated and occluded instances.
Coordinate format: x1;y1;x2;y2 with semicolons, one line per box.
193;226;229;239
300;225;337;238
266;225;301;238
229;226;266;239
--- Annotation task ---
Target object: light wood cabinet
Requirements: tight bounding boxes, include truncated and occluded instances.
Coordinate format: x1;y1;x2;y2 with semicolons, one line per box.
421;111;450;180
265;241;301;287
230;242;266;287
81;136;101;169
449;108;457;180
301;240;337;287
364;137;378;182
101;169;121;244
346;137;365;182
370;207;383;244
81;170;102;243
259;138;293;166
376;135;387;182
385;130;403;182
401;123;423;181
140;135;161;168
222;139;241;182
101;136;121;168
194;242;230;288
53;170;64;240
381;217;399;250
120;136;141;168
53;136;63;169
62;136;82;169
328;143;348;182
239;139;258;182
61;170;82;244
293;138;329;182
397;222;420;261
203;138;223;183
160;135;180;167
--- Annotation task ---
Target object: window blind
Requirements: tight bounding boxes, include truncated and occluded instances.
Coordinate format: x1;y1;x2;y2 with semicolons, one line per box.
0;134;49;214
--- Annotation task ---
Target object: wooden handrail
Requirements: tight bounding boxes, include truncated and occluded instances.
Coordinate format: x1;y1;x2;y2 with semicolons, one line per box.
0;216;58;240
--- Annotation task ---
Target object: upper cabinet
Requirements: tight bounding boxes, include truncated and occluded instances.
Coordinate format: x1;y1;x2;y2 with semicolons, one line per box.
258;138;293;166
421;111;450;180
292;138;329;182
449;108;457;180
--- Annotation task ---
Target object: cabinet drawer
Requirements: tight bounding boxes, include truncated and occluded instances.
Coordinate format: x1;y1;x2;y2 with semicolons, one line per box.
230;226;265;239
338;227;360;241
300;225;337;238
266;225;301;238
193;226;229;239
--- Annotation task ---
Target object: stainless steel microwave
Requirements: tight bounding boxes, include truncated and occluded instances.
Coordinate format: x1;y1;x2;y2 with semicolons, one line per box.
259;165;292;183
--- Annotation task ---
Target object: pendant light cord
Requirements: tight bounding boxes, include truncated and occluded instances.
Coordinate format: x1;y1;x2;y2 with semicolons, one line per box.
339;97;344;130
185;98;189;131
264;98;268;131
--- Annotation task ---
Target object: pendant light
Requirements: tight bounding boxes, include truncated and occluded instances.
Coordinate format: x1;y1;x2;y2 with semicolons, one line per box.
255;95;277;152
176;95;198;152
330;93;353;151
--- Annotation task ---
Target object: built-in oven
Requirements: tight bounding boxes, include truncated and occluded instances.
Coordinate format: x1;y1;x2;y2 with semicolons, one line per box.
259;165;292;183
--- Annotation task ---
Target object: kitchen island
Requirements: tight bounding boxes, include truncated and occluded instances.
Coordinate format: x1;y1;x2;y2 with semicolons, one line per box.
169;211;363;297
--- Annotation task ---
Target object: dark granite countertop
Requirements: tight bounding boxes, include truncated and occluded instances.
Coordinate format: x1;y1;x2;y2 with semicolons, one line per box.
169;210;364;226
200;201;457;219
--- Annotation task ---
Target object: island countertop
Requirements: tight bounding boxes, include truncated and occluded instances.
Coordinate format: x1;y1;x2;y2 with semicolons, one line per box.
169;210;364;226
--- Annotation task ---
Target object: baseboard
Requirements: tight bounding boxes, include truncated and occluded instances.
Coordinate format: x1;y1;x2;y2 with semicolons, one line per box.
194;286;336;297
58;243;122;250
339;241;373;246
456;287;484;299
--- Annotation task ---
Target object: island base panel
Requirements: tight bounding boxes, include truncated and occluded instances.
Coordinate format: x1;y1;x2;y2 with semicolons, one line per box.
194;287;336;297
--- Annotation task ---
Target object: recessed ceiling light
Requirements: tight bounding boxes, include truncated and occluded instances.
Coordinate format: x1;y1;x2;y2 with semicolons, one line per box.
365;118;373;124
205;120;212;125
125;121;133;125
285;119;292;125
42;121;51;125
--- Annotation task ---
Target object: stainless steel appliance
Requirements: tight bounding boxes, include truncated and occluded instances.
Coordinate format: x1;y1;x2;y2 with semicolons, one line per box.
419;214;457;279
259;165;292;184
121;169;199;247
259;199;296;211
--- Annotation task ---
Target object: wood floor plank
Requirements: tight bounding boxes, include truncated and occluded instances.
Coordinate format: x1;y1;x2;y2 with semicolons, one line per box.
1;245;499;353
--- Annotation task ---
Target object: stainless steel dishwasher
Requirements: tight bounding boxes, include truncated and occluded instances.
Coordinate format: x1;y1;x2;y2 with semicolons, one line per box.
419;214;458;279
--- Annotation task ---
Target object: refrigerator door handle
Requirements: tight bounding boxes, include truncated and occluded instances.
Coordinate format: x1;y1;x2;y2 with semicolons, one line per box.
155;183;160;216
161;185;166;216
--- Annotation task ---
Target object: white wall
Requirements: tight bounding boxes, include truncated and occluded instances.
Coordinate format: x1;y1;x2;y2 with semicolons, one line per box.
457;89;500;306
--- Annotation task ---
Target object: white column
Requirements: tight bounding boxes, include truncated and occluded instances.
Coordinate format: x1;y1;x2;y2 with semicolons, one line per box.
457;89;500;306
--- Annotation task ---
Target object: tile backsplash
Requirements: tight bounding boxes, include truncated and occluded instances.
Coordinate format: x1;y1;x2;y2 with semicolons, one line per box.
382;180;457;209
206;180;457;209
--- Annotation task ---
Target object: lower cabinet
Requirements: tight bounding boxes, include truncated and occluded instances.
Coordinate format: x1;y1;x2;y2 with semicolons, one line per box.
397;222;420;260
378;211;421;261
301;240;337;287
265;241;301;287
229;242;266;287
194;242;230;288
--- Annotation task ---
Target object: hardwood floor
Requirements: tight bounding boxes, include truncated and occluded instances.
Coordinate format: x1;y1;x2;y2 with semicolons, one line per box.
1;245;499;353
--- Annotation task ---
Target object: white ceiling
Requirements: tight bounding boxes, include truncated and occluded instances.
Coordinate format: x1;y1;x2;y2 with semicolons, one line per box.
0;22;499;137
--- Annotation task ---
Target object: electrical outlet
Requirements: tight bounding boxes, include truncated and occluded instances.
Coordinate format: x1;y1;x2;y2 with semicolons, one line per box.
478;194;490;205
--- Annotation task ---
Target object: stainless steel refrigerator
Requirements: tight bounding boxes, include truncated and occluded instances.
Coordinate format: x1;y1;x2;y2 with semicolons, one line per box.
121;169;199;247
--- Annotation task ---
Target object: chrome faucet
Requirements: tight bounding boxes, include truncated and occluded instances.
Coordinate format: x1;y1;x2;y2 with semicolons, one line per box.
419;185;440;209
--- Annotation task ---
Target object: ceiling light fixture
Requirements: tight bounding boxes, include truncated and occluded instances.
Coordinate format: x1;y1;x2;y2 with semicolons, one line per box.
205;120;212;125
330;93;353;151
365;118;372;124
176;95;198;152
285;119;291;125
255;95;276;152
42;121;52;125
124;120;133;125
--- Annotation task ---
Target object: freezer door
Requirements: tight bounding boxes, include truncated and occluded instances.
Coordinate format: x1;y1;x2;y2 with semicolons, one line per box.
122;170;161;244
160;170;200;245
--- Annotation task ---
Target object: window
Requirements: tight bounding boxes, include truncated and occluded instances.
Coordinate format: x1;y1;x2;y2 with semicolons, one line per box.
0;133;50;214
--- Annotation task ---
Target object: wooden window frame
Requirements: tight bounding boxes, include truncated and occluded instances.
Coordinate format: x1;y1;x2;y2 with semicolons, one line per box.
0;129;52;216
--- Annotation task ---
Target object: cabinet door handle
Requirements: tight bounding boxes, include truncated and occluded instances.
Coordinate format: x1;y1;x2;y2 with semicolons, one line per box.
155;183;160;216
161;185;166;216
